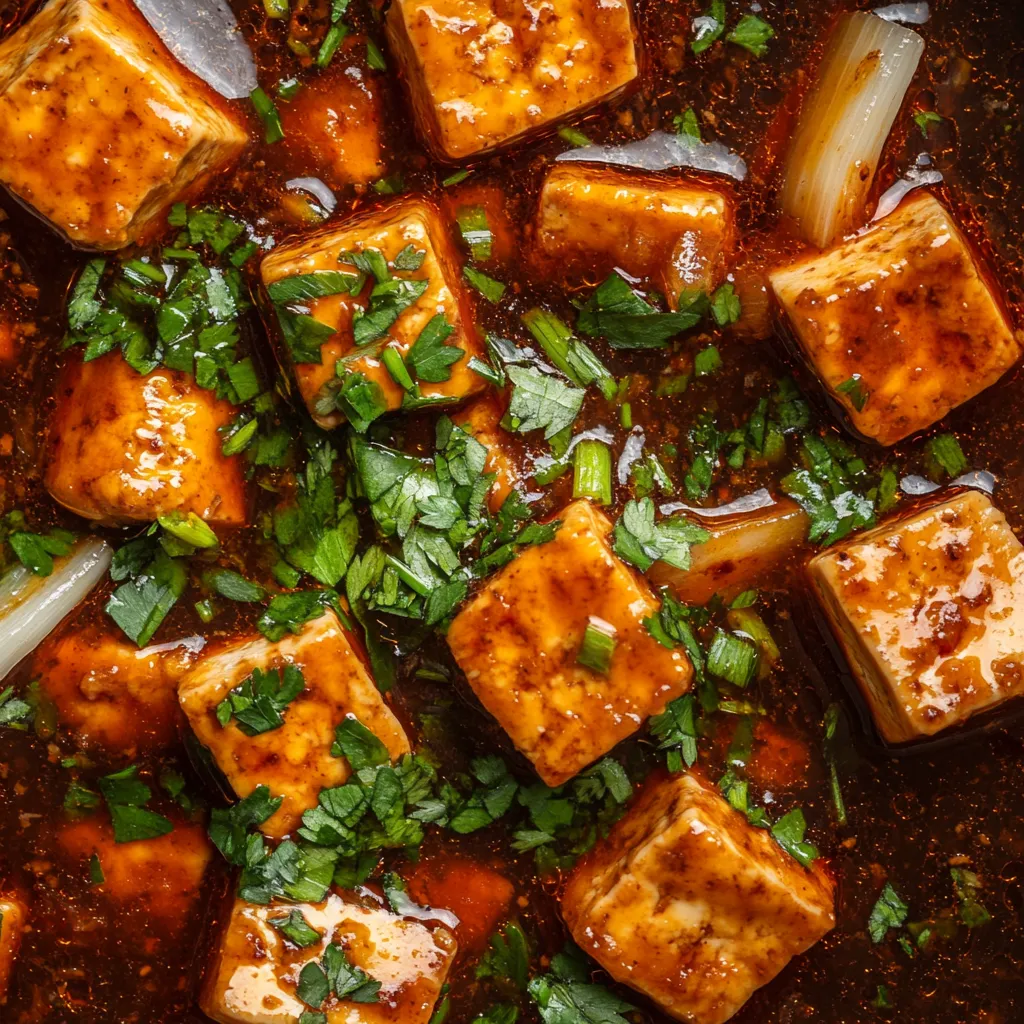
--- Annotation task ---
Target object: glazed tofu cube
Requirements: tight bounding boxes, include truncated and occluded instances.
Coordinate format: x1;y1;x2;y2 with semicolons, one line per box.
260;197;485;430
31;625;203;754
44;351;248;525
58;818;212;925
0;894;27;1003
536;165;734;305
447;499;692;786
177;610;409;837
649;498;809;604
385;0;639;161
0;0;247;250
770;192;1020;446
202;891;457;1024
280;59;385;187
451;394;518;512
562;772;835;1024
809;489;1024;744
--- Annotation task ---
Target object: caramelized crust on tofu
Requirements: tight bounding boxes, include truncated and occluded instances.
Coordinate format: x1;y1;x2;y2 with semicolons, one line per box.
447;499;692;786
202;891;457;1024
177;611;409;837
452;393;518;512
0;894;27;1003
649;498;809;604
809;489;1024;744
280;62;385;187
31;626;203;754
44;351;249;526
58;819;212;924
536;165;734;305
562;772;835;1024
260;197;485;430
385;0;639;161
0;0;247;250
770;192;1020;446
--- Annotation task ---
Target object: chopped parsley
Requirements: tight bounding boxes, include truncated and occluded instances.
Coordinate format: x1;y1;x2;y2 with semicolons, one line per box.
216;665;305;735
727;14;774;57
913;110;943;137
105;537;186;647
868;882;909;943
528;946;635;1024
98;766;174;844
298;943;380;1008
612;498;710;573
951;867;991;928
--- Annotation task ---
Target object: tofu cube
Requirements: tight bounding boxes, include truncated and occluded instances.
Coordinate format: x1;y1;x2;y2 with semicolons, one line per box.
447;499;692;786
536;165;734;305
32;626;203;754
385;0;639;161
0;895;27;1003
562;772;835;1024
57;818;212;925
0;0;247;250
809;489;1024;744
648;498;809;604
177;610;410;837
260;197;485;430
44;351;249;525
770;192;1020;446
202;891;456;1024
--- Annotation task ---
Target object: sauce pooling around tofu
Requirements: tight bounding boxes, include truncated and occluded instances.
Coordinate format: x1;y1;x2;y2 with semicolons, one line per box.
1;1;1024;1023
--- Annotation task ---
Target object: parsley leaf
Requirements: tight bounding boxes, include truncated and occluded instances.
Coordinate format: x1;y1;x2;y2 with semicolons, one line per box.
331;717;390;770
506;365;584;440
98;766;174;844
770;808;819;867
406;315;463;383
914;110;943;137
216;664;305;735
691;0;726;54
105;544;186;647
727;14;774;57
476;922;530;990
576;272;706;349
269;909;322;947
612;498;710;573
868;882;909;943
528;946;636;1024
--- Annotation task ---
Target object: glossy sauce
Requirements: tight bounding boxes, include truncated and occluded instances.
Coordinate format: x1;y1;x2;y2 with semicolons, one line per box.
1;1;1024;1023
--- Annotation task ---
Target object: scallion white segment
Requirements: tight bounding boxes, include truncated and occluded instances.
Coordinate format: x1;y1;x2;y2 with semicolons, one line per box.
0;536;112;681
781;12;923;247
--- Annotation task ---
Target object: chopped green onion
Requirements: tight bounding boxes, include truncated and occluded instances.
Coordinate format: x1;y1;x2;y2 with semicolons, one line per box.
726;607;779;681
317;21;350;68
924;433;968;480
577;617;617;675
572;439;613;506
706;628;758;688
463;266;505;304
381;345;417;394
366;39;387;71
558;126;591;148
194;599;217;624
836;374;868;411
456;205;492;261
520;308;617;401
157;511;219;550
250;87;284;144
620;402;632;429
277;77;302;100
263;0;289;17
442;169;472;187
221;417;259;456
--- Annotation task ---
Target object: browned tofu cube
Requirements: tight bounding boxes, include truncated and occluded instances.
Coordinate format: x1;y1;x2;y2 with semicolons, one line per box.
385;0;639;161
0;894;27;1003
177;610;410;837
447;499;692;786
770;192;1020;446
32;625;202;755
562;772;835;1024
649;498;809;604
58;818;212;925
202;891;457;1024
260;197;485;430
536;165;734;305
44;351;249;526
810;489;1024;744
0;0;247;250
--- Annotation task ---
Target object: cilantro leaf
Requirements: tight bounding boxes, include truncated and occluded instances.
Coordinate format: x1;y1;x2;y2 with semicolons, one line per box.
868;882;909;943
770;808;819;867
528;946;636;1024
406;315;463;383
208;785;284;864
691;0;726;54
476;922;530;990
269;909;323;948
105;547;186;647
612;498;710;572
331;718;390;770
98;766;174;844
727;14;774;57
576;272;705;349
216;664;305;735
506;365;584;440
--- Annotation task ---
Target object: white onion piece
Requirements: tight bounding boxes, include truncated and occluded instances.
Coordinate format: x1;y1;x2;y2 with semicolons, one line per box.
781;13;924;247
660;488;777;518
133;0;258;100
286;177;338;214
0;537;113;682
557;131;748;182
871;165;944;222
873;3;930;25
